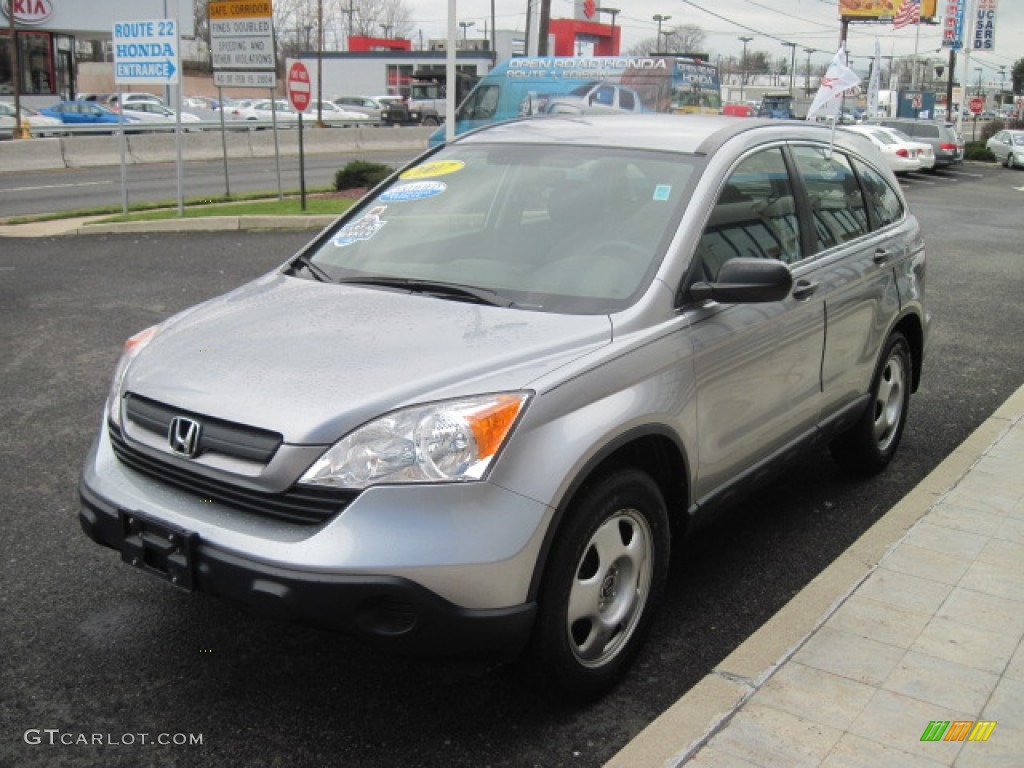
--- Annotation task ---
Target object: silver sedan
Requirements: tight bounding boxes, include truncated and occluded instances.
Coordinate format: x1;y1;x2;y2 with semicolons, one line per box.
986;129;1024;169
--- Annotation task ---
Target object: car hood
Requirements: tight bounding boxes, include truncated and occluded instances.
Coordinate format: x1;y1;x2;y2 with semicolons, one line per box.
124;273;612;444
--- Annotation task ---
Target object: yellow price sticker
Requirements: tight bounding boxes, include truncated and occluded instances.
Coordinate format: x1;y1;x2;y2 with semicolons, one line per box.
400;160;466;180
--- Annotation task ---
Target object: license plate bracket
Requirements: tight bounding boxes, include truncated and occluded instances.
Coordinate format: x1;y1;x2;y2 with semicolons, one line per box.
119;510;198;592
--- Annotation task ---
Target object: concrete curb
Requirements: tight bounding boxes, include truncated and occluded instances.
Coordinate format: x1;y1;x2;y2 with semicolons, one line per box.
604;382;1024;768
77;215;337;235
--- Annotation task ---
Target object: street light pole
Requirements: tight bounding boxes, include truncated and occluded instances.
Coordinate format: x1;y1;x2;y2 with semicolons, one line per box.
738;36;753;103
803;48;815;97
459;20;475;41
316;0;324;127
782;42;796;96
652;14;671;52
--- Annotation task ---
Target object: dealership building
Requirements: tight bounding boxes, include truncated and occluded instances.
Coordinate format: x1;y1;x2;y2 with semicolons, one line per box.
1;0;192;103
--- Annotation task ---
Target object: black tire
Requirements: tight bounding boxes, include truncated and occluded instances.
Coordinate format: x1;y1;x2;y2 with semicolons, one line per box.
421;116;440;127
530;469;670;701
830;331;912;475
1008;154;1016;169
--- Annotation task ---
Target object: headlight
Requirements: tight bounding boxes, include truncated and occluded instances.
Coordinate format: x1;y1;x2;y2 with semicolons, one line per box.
106;325;159;429
299;393;530;490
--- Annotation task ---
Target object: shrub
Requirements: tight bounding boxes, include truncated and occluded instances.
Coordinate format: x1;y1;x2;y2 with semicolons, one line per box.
964;141;995;162
335;160;394;191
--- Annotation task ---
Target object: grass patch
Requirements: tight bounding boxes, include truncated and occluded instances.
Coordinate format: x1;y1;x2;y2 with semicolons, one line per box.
1;187;344;225
101;196;355;222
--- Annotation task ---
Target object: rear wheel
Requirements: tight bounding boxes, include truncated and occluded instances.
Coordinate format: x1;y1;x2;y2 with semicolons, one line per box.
831;331;912;474
1008;153;1017;169
530;469;669;701
421;116;440;127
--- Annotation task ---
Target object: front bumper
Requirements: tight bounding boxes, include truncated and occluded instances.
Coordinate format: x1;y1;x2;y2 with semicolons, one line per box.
79;480;536;660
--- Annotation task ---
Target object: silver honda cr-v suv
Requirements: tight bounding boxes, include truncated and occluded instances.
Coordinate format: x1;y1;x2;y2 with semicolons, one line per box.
80;114;929;700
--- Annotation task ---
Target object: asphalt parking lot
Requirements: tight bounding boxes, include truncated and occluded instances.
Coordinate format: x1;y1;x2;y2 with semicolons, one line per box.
1;162;1022;768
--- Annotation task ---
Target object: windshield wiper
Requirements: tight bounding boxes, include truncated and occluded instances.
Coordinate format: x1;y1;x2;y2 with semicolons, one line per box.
289;253;333;283
337;276;515;308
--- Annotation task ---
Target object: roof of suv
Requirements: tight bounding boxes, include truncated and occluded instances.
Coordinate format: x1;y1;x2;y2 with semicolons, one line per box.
454;113;847;156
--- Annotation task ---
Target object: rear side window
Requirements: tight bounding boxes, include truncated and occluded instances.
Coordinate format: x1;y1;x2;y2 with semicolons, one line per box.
791;146;869;251
915;124;940;139
852;158;904;229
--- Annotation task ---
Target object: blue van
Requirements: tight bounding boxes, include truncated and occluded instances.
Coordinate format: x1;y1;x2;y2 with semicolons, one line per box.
429;55;722;145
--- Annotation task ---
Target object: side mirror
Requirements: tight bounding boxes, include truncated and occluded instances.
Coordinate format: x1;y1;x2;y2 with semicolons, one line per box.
689;258;794;304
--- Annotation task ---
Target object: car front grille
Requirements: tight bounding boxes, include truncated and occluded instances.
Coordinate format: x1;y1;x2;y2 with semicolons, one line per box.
109;426;355;526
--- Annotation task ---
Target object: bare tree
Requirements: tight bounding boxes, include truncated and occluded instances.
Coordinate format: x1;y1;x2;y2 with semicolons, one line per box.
628;24;706;57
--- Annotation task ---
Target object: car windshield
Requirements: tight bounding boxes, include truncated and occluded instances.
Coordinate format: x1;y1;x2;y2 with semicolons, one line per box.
303;143;698;314
1013;134;1024;146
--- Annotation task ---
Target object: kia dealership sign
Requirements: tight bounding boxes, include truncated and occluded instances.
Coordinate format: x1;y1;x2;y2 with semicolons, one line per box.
1;0;54;25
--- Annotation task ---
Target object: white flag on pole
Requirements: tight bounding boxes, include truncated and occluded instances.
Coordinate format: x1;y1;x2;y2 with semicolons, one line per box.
805;45;862;121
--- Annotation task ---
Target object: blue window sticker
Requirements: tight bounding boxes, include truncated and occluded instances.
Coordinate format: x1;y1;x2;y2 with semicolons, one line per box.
653;184;672;201
379;181;447;202
331;206;387;248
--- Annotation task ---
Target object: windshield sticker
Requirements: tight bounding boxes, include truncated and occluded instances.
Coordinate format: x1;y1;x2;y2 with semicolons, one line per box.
653;184;672;201
400;160;465;179
331;206;387;248
379;181;447;202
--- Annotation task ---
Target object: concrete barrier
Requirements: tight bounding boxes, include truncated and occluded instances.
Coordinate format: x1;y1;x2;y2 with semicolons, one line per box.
248;128;300;158
303;127;360;154
0;137;66;172
356;126;432;152
1;126;429;174
128;133;179;165
61;135;125;168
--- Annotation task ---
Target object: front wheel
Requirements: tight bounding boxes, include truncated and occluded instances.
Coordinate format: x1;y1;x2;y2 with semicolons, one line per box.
530;469;669;701
1008;153;1017;169
830;331;912;474
421;116;440;127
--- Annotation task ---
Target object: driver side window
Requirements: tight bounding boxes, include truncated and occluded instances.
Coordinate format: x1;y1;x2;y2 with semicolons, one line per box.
697;148;802;281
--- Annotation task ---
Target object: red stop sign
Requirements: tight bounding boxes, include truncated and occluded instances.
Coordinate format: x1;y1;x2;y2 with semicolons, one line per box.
969;97;985;114
287;61;311;113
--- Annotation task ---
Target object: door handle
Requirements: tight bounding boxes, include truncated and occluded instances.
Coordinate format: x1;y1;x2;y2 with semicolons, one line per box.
792;279;818;300
873;248;893;265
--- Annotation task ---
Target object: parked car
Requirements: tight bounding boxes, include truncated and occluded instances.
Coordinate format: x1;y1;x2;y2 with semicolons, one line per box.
883;126;936;170
80;114;929;700
38;100;141;126
841;124;924;174
985;129;1024;169
122;100;203;129
302;100;372;126
227;99;299;125
0;101;63;137
865;117;964;169
333;95;390;120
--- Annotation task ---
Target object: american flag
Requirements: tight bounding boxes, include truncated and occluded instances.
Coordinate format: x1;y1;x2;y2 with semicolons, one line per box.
893;0;921;29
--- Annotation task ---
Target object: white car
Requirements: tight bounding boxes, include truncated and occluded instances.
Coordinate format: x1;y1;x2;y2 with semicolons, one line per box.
228;99;299;126
121;100;203;129
986;129;1024;169
870;125;935;170
841;125;923;174
0;101;63;137
302;100;371;126
332;95;390;120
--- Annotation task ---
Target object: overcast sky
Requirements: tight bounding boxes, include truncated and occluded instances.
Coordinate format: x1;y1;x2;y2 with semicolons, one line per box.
402;0;1021;85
